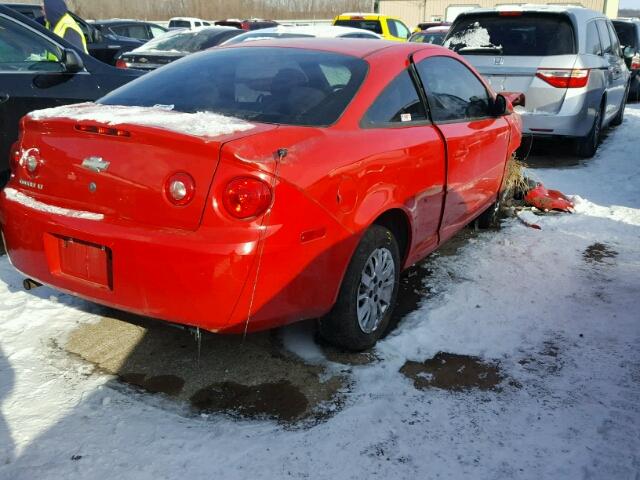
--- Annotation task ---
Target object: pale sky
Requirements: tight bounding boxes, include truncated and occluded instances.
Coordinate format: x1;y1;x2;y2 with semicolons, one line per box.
620;0;640;9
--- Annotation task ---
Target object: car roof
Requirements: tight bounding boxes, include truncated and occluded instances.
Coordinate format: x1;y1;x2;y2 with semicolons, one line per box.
169;17;206;22
93;19;158;26
224;37;440;58
424;26;450;33
456;4;606;22
232;25;382;38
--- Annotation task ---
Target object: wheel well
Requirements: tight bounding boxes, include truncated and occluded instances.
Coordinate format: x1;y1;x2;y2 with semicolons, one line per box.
374;209;411;264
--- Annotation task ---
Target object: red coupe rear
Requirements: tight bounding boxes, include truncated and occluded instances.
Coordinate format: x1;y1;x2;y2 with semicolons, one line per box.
0;39;522;350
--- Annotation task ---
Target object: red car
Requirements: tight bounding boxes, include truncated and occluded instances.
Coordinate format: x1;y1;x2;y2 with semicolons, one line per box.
0;39;522;351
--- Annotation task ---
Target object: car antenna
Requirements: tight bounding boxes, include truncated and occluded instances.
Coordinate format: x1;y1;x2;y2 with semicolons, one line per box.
242;148;288;342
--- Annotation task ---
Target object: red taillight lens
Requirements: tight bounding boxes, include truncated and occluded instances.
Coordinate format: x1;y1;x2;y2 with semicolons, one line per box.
631;54;640;70
241;21;249;30
499;11;522;16
115;59;128;69
165;172;195;206
536;68;590;88
222;177;273;220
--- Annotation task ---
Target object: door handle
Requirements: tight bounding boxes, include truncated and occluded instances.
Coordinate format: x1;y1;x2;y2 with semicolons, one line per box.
0;93;9;104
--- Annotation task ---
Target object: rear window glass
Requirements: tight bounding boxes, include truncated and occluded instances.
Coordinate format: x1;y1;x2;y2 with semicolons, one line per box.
410;32;446;45
222;32;314;45
136;29;235;53
169;20;190;28
613;22;636;47
335;19;383;35
445;14;576;56
99;47;368;127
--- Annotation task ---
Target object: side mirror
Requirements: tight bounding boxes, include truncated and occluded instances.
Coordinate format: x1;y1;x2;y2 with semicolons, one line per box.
623;45;636;59
490;94;508;116
62;48;85;73
501;91;526;108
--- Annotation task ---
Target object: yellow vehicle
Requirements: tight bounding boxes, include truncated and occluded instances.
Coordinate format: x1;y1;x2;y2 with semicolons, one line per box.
333;13;411;41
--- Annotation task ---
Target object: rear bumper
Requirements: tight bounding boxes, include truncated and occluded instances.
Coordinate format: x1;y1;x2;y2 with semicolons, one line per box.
519;87;599;138
0;187;356;333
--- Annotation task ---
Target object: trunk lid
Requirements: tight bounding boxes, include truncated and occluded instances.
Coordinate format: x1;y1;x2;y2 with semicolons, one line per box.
16;104;274;230
469;54;578;114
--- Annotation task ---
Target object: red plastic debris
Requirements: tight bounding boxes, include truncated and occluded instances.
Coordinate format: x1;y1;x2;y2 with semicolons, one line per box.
524;184;574;212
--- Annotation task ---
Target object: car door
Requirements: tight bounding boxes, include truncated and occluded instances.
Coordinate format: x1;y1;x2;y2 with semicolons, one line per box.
0;13;102;175
360;69;446;260
413;54;511;242
605;20;629;111
596;19;625;121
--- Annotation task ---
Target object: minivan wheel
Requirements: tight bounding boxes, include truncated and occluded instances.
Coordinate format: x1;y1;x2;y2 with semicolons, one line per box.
575;103;603;158
318;225;400;351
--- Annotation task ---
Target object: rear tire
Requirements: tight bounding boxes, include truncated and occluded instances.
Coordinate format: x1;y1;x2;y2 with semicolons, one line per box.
318;225;400;351
575;102;603;158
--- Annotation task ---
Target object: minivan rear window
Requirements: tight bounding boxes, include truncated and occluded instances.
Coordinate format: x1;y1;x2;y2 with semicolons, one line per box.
334;19;383;35
445;13;576;56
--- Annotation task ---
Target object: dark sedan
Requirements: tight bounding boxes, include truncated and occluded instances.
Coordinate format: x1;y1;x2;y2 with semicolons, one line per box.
116;26;242;71
0;6;142;179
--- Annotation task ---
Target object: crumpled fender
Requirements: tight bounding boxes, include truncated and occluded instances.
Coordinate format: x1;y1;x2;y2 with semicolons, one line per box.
524;184;574;212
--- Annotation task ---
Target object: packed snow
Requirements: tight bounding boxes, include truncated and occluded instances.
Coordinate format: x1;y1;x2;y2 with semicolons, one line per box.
28;103;255;139
3;188;104;221
1;107;639;479
444;22;498;51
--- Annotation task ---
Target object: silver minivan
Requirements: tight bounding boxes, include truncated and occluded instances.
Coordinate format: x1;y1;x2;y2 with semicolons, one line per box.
445;6;630;157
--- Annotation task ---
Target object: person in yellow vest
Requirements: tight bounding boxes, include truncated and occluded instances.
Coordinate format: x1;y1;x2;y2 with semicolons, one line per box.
41;0;88;54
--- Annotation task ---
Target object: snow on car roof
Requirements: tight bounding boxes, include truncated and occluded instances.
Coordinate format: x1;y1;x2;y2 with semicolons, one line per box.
27;103;255;140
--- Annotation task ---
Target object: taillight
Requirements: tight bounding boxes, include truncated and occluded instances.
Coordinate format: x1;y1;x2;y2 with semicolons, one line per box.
536;68;590;88
632;54;640;70
241;21;249;30
165;172;195;206
499;11;522;16
115;59;128;69
222;177;273;220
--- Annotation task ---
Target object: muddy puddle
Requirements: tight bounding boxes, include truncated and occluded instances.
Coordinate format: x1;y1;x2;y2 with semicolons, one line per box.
400;352;503;391
583;243;618;264
65;315;344;423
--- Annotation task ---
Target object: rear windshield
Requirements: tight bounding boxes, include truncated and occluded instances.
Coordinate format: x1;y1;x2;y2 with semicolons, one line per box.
135;29;236;53
613;22;637;48
99;47;368;127
169;20;190;28
335;19;383;35
445;13;576;56
411;32;446;45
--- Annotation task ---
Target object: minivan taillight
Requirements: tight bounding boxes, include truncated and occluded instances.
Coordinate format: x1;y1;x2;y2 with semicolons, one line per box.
222;177;273;220
631;54;640;70
536;68;590;88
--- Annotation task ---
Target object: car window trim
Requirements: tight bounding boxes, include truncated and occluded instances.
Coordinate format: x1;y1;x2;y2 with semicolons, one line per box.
359;66;433;129
0;13;89;74
412;54;496;125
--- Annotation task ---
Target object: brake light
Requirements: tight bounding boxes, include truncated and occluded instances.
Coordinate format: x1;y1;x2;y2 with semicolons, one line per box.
241;21;250;30
499;11;522;16
536;68;590;88
75;124;131;137
222;177;273;220
632;54;640;70
165;172;196;206
115;59;128;69
350;16;365;20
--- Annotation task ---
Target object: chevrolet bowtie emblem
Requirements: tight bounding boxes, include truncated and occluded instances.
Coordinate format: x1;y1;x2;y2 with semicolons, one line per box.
81;156;110;173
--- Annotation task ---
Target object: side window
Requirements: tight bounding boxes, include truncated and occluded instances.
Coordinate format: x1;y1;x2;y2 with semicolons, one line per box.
195;22;202;27
386;19;398;37
126;24;149;39
606;21;621;56
586;22;602;55
109;25;129;37
0;16;64;72
597;20;612;54
417;56;491;123
362;70;427;126
150;26;166;38
394;20;410;39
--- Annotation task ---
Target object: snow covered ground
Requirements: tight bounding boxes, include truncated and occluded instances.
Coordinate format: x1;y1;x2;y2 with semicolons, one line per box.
1;106;639;480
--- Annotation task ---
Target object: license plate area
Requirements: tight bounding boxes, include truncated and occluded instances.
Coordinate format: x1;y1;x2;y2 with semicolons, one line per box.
45;234;112;289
